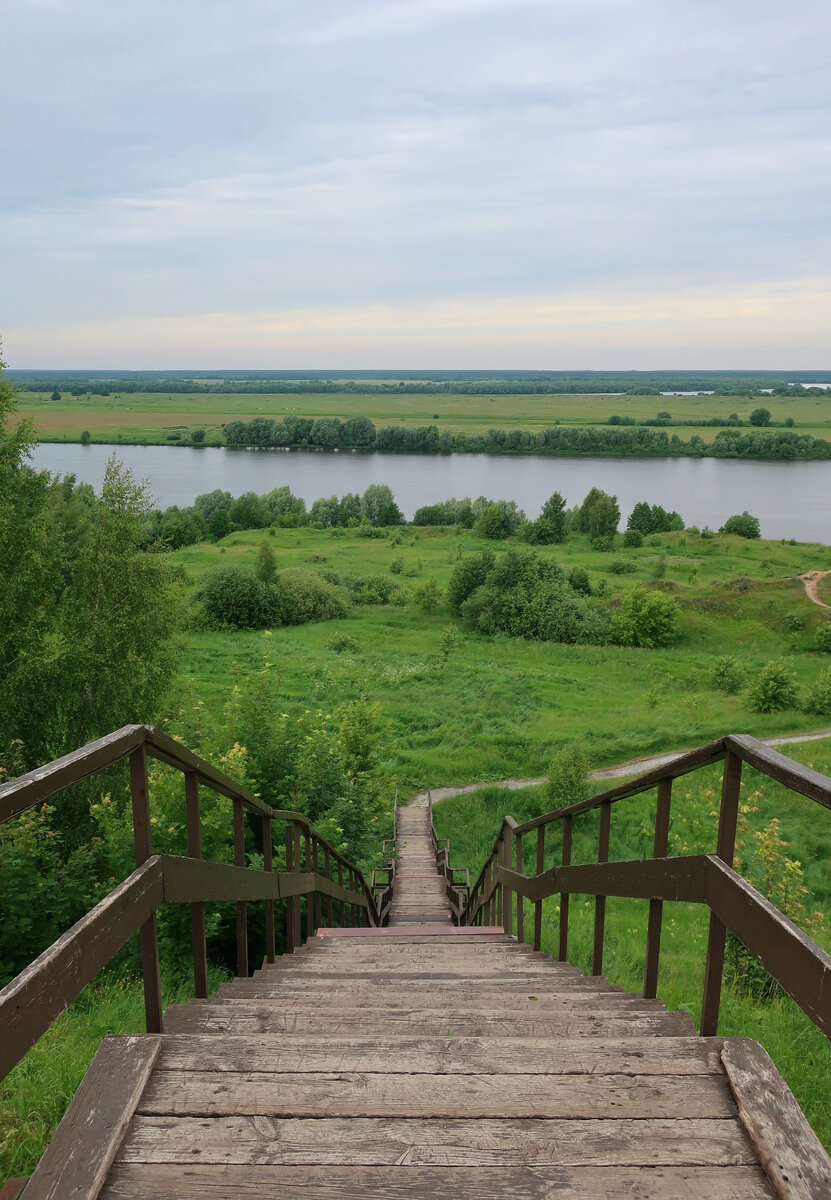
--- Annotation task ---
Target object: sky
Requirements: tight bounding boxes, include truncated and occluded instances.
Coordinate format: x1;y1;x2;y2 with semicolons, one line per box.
2;0;831;369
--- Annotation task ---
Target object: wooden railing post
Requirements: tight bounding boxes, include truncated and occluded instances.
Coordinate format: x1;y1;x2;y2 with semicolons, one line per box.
534;824;545;951
515;830;524;943
292;823;303;947
701;750;742;1035
592;800;612;976
233;797;248;977
338;860;346;925
503;828;514;937
496;836;504;929
323;845;334;927
184;770;208;998
312;836;322;933
558;814;572;961
129;746;163;1033
643;778;672;998
262;814;275;963
285;824;296;953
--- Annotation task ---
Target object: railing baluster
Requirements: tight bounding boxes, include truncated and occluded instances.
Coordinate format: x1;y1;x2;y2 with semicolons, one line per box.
558;814;572;962
285;824;296;953
496;835;504;929
262;814;275;964
233;797;248;977
515;831;524;944
184;770;208;997
129;746;163;1033
534;823;545;951
701;750;742;1035
303;829;313;939
293;823;302;947
503;829;513;937
337;859;345;925
643;778;672;998
323;845;334;927
592;800;612;976
312;836;322;933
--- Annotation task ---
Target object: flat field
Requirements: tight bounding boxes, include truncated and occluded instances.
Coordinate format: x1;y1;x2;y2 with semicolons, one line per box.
16;387;831;445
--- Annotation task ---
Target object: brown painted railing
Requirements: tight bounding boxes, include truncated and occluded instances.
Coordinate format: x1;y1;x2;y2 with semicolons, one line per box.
0;724;381;1082
460;734;831;1039
427;789;470;918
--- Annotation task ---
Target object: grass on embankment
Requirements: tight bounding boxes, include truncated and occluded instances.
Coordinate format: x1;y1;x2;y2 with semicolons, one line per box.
0;967;228;1179
169;523;831;796
433;737;831;1151
17;387;831;444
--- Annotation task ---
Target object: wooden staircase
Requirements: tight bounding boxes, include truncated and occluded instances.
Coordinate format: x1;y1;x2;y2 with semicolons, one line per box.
17;797;826;1199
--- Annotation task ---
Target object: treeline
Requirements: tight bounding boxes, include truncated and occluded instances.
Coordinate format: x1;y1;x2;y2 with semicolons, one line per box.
10;367;830;397
221;415;831;461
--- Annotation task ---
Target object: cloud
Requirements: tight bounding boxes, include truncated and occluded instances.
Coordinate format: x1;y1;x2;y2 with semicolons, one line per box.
7;275;831;368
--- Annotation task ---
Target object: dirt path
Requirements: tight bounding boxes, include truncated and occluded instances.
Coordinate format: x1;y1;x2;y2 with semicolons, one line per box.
408;728;831;807
799;569;831;610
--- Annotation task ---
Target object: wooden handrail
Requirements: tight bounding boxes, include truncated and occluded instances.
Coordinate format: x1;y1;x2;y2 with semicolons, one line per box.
459;732;831;1038
0;727;383;1078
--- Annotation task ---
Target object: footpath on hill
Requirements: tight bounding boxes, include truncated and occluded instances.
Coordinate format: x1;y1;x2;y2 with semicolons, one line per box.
409;728;831;808
800;569;831;610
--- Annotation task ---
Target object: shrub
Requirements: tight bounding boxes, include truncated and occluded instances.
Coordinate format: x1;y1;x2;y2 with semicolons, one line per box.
747;660;799;712
415;575;443;614
80;430;91;445
816;623;831;653
610;586;680;648
256;540;277;584
806;667;831;716
784;613;804;633
191;428;206;444
721;511;761;539
390;557;404;575
608;558;637;574
198;565;278;630
591;533;615;552
447;549;495;614
275;569;349;625
327;632;357;653
711;655;745;694
622;529;643;548
545;741;589;811
477;504;511;539
567;567;592;596
749;407;771;427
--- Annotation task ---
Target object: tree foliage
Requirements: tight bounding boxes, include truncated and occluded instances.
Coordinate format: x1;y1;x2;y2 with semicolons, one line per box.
610;586;680;648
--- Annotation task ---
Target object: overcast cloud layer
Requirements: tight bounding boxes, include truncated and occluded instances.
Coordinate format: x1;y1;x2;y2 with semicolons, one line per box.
3;0;830;367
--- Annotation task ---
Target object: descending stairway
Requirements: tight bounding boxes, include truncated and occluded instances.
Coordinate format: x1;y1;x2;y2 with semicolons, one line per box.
12;793;829;1198
388;804;452;926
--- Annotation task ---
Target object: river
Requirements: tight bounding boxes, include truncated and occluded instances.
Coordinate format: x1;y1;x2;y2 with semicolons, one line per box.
30;443;831;542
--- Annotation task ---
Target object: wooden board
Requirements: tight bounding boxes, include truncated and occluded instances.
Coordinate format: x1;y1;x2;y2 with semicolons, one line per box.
138;1070;736;1119
161;1005;697;1038
22;1035;160;1200
722;1039;831;1200
100;1162;777;1199
209;993;665;1014
159;1034;727;1076
117;1115;755;1167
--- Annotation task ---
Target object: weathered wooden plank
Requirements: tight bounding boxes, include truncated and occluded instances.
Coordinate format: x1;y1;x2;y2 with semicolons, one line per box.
216;982;615;1003
313;927;505;939
118;1115;755;1167
161;1033;726;1075
0;1181;28;1200
100;1162;777;1200
23;1036;160;1200
210;993;662;1014
726;734;831;811
139;1070;736;1119
0;859;164;1079
722;1039;831;1200
161;1004;696;1037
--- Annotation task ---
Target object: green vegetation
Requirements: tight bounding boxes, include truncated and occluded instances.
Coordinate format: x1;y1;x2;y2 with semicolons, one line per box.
433;737;831;1150
12;369;831;458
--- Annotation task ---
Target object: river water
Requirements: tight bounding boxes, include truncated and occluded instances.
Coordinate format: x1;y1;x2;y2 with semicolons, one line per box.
30;443;830;543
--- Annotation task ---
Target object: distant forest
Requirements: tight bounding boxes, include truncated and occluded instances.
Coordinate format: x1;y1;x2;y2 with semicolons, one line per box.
7;368;831;397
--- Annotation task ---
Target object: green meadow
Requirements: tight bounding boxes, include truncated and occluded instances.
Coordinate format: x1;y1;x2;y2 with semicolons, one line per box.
17;386;831;445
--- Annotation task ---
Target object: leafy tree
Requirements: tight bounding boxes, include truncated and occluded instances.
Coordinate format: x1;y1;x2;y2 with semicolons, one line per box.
80;430;91;445
711;655;745;694
256;540;277;583
50;390;61;402
447;549;495;614
748;660;799;712
190;427;206;444
478;504;510;539
195;489;232;521
526;491;567;544
208;506;231;540
749;407;772;426
545;741;589;811
623;529;643;548
721;511;761;538
578;488;620;539
229;491;269;529
415;575;443;614
806;667;831;716
361;484;403;527
610;586;679;648
197;565;278;630
816;623;831;653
